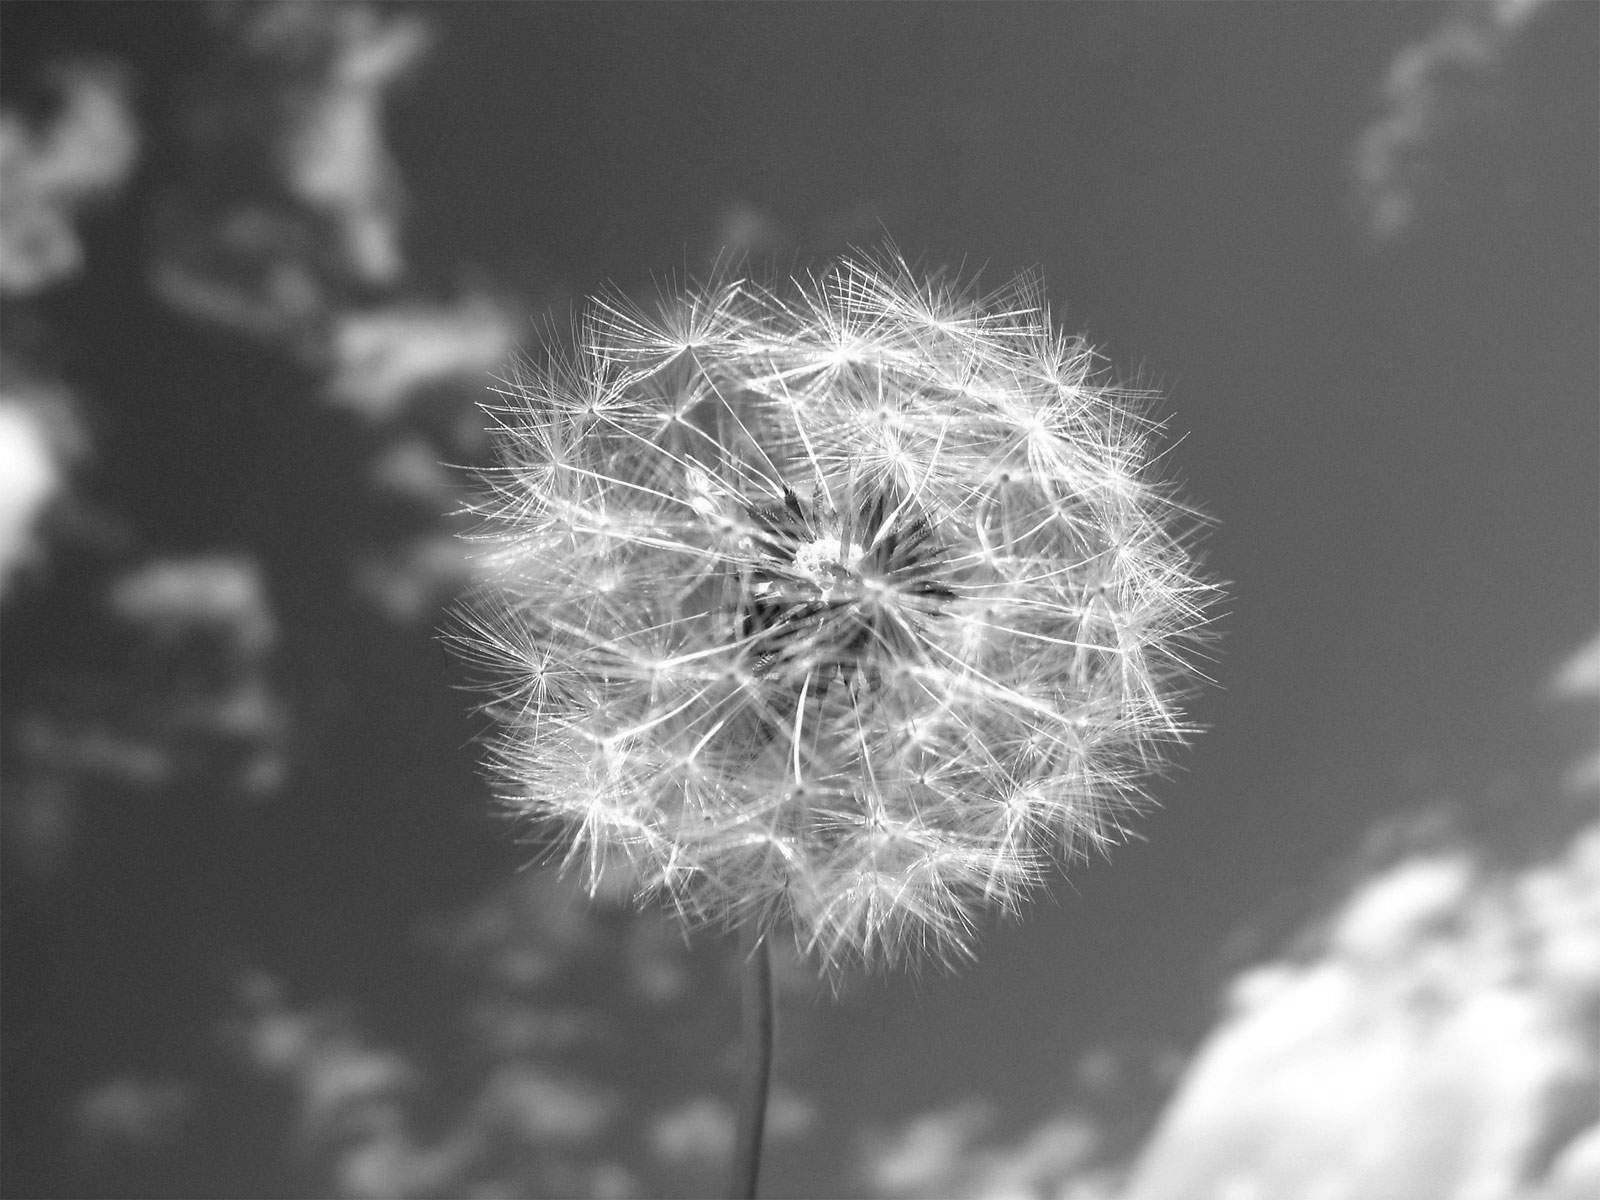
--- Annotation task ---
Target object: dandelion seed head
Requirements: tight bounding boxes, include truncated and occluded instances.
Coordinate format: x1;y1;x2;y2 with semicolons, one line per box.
453;251;1217;974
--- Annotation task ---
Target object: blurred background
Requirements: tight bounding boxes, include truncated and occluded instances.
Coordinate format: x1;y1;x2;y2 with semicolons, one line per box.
2;2;1596;1197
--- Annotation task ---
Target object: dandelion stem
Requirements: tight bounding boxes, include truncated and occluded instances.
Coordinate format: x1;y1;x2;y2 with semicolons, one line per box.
729;922;774;1200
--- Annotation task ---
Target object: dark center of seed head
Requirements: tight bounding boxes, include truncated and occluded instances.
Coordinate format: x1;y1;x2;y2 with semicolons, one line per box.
733;485;956;679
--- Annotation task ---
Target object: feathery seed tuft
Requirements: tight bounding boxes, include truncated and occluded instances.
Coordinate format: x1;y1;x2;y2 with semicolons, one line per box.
454;254;1215;972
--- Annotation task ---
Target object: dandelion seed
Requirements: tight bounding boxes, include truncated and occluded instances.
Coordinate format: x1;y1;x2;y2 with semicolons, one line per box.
454;251;1215;973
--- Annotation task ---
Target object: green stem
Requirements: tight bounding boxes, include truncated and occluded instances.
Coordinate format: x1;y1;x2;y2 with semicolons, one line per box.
729;922;774;1200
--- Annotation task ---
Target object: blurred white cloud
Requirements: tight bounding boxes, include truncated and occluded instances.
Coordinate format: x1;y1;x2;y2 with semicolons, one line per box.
0;61;139;295
150;3;438;345
218;971;482;1200
865;1099;999;1195
1550;633;1600;701
0;396;66;596
127;15;544;664
137;3;520;634
275;5;429;286
480;1066;617;1145
648;1095;735;1166
368;435;455;499
104;554;288;796
1537;1124;1600;1200
73;1076;193;1158
0;58;131;598
150;207;326;343
646;1086;814;1172
766;1085;818;1143
353;532;473;624
214;956;653;1199
964;1113;1103;1200
860;634;1600;1200
1328;853;1476;962
1549;631;1600;800
1120;630;1600;1200
6;549;290;884
1351;0;1552;240
109;554;277;655
860;1098;1107;1200
328;297;517;420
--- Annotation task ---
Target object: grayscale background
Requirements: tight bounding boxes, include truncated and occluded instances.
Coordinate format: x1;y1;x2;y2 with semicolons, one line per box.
2;3;1596;1197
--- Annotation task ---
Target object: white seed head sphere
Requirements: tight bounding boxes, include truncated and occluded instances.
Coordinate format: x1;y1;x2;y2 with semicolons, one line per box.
457;254;1215;972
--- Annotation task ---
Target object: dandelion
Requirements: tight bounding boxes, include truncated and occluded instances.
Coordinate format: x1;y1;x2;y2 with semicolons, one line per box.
455;251;1214;977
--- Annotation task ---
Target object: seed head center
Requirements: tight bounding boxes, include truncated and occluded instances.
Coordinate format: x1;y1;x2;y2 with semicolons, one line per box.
793;534;858;599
